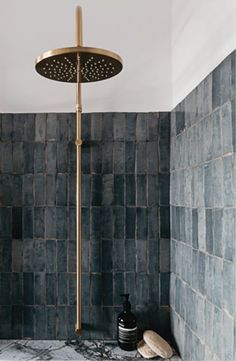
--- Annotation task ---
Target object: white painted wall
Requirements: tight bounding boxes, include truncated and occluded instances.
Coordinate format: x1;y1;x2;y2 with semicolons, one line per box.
0;0;172;113
0;0;235;112
172;0;236;107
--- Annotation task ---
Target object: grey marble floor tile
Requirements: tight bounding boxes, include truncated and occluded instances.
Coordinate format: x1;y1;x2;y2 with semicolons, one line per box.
0;340;181;361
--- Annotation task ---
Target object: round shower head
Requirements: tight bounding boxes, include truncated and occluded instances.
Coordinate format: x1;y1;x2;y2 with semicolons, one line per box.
35;46;123;83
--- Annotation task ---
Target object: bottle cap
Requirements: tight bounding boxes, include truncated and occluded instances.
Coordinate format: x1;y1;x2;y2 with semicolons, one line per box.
120;293;131;311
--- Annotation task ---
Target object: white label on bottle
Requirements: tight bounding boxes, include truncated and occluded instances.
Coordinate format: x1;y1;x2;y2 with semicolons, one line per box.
118;325;137;343
118;326;137;332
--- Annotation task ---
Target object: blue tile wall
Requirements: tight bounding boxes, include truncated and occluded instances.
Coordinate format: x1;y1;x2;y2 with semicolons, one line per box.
0;111;170;340
170;50;236;361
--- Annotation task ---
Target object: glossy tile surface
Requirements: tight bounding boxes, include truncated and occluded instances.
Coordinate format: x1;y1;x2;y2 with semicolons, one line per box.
170;50;236;361
0;112;171;339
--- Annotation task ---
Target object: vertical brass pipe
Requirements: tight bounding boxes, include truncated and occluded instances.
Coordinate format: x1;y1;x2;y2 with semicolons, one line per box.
75;6;82;335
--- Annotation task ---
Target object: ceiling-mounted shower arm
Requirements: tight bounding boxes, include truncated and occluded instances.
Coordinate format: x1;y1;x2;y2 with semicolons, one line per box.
76;6;83;48
76;6;82;85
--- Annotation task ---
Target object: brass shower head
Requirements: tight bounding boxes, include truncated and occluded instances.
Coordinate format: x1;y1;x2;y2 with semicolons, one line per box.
35;46;123;83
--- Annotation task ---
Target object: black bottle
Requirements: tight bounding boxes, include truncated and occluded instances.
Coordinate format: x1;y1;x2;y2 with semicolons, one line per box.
117;294;137;351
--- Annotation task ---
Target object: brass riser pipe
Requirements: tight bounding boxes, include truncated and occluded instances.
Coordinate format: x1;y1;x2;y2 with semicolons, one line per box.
75;6;82;335
75;92;82;335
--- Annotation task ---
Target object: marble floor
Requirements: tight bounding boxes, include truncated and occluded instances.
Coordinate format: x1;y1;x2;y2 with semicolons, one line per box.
0;340;181;361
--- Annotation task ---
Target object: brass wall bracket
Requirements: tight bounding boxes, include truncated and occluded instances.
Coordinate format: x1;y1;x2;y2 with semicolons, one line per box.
75;139;83;146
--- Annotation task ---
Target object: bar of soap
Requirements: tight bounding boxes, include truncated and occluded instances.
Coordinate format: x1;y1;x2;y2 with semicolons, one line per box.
143;330;173;359
137;340;158;359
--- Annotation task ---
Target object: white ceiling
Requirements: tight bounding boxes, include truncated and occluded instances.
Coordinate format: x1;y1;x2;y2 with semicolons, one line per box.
0;0;172;113
0;0;235;113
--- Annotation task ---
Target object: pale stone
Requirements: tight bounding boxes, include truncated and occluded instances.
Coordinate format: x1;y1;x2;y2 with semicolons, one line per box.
143;330;173;359
137;340;158;359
